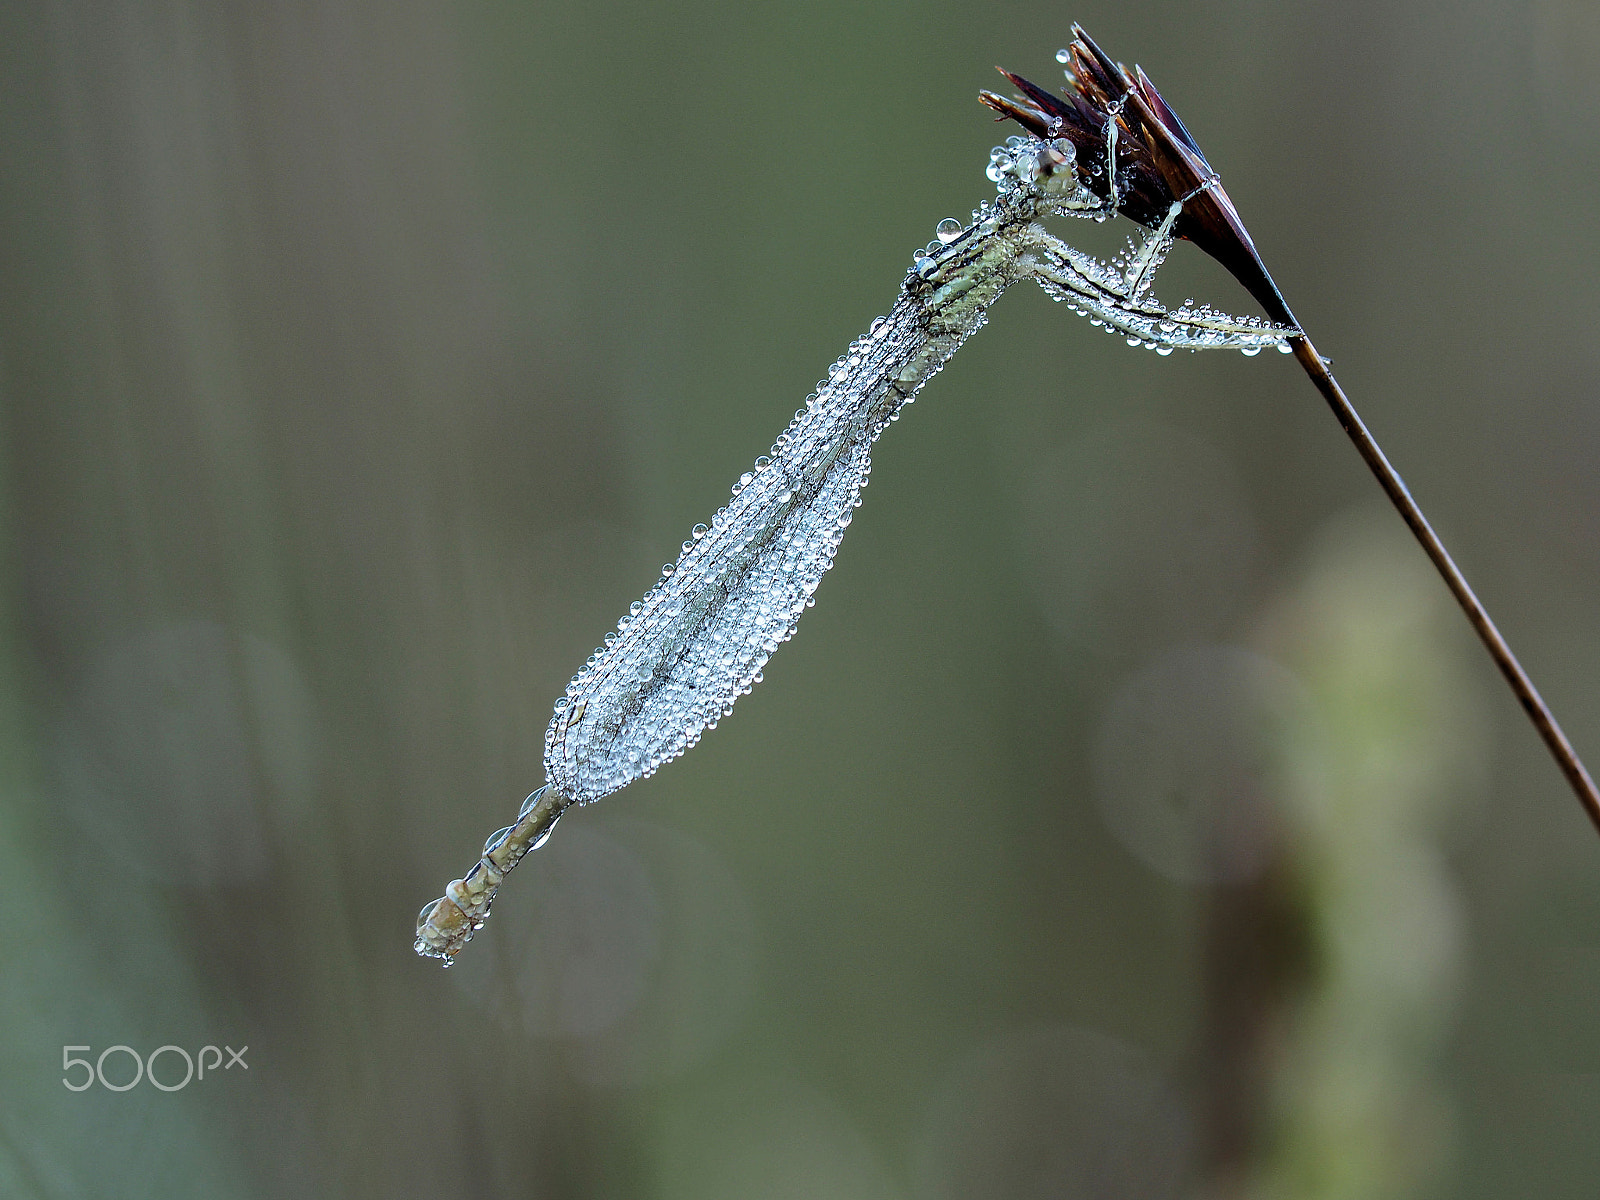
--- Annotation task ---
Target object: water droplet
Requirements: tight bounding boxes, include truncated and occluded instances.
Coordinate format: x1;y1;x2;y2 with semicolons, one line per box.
692;523;708;539
1241;345;1262;357
914;256;938;280
483;826;514;856
869;316;889;339
1056;47;1072;63
1276;341;1293;354
936;217;963;244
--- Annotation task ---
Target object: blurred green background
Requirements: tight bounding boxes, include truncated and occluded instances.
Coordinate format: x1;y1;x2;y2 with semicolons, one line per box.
2;0;1599;1196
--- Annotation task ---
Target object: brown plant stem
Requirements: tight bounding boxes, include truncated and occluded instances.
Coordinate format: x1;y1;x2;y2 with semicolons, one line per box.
985;25;1600;835
1287;336;1600;832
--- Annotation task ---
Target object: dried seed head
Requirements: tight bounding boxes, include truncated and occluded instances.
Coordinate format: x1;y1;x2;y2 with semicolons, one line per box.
982;25;1299;330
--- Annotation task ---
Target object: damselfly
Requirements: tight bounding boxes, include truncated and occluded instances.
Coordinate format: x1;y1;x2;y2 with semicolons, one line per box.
415;52;1294;963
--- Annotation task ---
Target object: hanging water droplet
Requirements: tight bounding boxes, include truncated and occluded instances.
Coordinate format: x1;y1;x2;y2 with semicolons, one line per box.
936;217;963;244
1241;345;1262;357
483;826;514;856
1276;341;1293;354
1056;47;1072;63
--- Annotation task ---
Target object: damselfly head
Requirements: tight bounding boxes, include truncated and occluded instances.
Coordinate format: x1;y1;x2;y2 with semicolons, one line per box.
988;136;1080;196
981;24;1299;330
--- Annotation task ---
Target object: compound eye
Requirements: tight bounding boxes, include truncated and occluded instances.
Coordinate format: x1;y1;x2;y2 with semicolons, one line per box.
1036;142;1080;195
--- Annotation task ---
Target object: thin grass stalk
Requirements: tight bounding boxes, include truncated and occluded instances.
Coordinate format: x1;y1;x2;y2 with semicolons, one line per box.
1287;337;1600;831
987;25;1600;833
